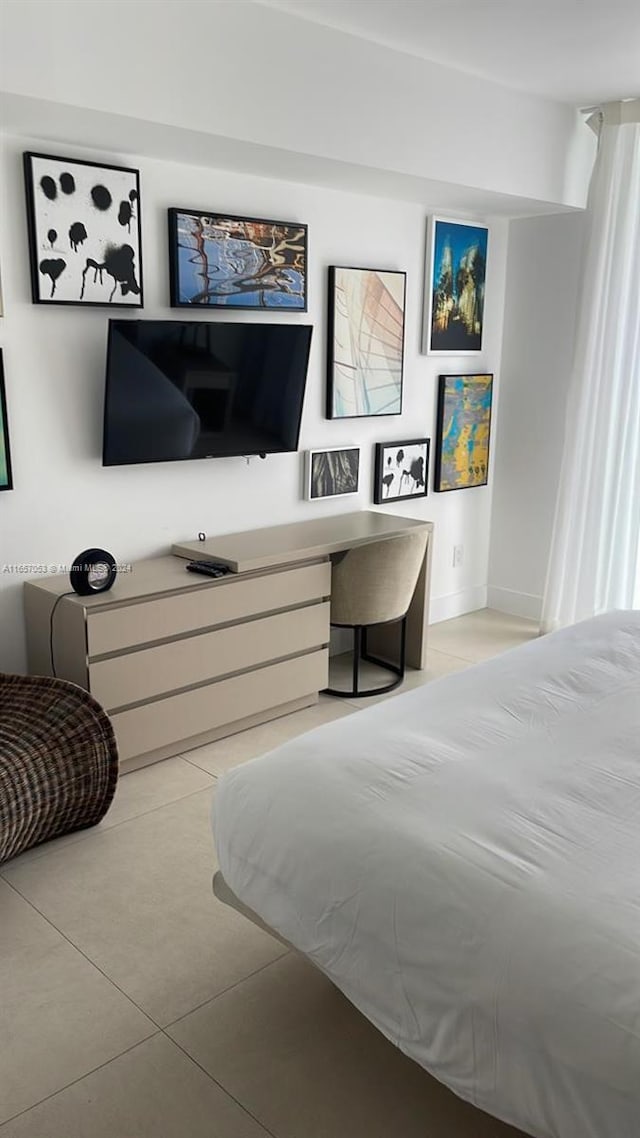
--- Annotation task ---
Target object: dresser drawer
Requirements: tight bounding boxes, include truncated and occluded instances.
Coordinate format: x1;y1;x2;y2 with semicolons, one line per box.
89;602;330;710
111;649;328;762
86;562;330;657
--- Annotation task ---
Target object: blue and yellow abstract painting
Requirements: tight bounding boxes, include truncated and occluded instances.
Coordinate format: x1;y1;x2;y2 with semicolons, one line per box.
0;350;13;491
169;210;307;310
435;373;493;491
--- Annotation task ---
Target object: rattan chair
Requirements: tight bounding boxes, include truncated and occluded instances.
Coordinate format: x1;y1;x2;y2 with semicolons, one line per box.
325;530;428;697
0;673;118;865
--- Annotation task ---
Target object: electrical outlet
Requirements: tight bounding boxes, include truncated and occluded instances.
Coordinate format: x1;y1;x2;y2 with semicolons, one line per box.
453;544;464;568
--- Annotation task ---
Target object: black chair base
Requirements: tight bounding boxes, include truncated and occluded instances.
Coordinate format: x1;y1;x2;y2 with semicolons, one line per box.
324;616;407;698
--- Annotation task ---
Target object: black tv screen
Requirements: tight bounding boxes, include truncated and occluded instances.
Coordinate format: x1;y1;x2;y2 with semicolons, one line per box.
102;319;312;466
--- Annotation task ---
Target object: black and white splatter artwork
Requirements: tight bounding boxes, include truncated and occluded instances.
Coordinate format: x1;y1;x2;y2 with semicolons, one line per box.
24;153;143;306
309;447;360;500
375;439;429;503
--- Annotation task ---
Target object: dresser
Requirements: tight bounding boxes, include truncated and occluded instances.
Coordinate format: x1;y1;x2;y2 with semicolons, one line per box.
24;555;330;771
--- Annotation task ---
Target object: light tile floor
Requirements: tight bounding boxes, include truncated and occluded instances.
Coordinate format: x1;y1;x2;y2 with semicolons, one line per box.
0;609;538;1138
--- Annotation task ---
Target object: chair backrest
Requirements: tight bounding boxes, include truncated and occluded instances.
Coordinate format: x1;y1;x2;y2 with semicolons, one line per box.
330;530;429;628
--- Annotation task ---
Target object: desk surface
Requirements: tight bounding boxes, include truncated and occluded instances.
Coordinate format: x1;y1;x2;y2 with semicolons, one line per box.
172;511;433;574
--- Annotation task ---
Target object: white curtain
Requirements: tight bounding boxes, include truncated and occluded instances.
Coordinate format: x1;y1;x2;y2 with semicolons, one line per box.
541;105;640;632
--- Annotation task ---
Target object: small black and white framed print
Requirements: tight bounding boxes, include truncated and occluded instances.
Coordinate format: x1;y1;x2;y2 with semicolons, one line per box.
374;438;429;504
23;152;143;307
306;446;360;501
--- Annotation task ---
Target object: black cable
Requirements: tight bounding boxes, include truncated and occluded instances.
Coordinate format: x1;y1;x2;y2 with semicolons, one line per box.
49;590;76;678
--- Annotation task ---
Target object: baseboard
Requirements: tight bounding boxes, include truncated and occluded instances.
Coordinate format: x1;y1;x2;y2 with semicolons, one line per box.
429;585;488;625
487;585;542;621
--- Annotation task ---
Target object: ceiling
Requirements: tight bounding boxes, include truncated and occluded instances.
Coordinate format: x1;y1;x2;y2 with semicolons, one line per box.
257;0;640;106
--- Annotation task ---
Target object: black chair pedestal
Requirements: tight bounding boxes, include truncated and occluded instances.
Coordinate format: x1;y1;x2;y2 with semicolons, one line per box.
324;615;407;698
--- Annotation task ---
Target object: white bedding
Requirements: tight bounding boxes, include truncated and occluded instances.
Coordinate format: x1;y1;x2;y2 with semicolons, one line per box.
212;611;640;1138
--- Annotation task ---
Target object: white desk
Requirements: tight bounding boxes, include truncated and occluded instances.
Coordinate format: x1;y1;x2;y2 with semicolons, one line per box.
173;510;434;669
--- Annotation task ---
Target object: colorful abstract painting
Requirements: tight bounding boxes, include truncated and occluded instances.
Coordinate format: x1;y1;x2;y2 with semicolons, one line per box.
327;266;405;418
0;351;13;491
169;209;307;310
24;152;143;307
434;374;493;492
423;217;488;354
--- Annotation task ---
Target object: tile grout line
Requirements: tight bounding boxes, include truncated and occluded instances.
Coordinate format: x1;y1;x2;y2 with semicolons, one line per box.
427;647;479;664
182;754;222;777
0;919;286;1133
163;1031;280;1138
181;702;356;778
3;877;290;1097
0;778;217;875
164;948;290;1032
1;875;164;1030
0;1031;164;1129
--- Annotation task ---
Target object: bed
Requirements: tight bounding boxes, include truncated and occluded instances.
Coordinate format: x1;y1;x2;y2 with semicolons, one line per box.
212;610;640;1138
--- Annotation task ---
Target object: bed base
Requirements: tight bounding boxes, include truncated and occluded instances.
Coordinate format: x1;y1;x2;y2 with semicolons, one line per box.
213;870;293;949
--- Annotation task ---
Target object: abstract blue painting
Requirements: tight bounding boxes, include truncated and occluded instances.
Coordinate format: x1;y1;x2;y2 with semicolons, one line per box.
423;217;488;353
169;210;307;310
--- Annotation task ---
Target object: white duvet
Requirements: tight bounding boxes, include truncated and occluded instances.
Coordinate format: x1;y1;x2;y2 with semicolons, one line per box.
213;611;640;1138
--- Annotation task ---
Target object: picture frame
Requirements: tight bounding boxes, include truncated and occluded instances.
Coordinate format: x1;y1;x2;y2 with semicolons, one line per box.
422;216;488;354
374;438;430;504
0;350;14;492
168;208;308;310
434;373;493;492
306;446;360;501
23;152;143;307
327;266;405;419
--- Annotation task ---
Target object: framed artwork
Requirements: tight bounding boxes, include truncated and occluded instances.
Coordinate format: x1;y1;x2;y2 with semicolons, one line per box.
327;266;405;419
0;350;13;491
422;217;488;354
168;209;307;310
434;373;493;492
23;152;143;307
374;438;430;504
306;446;360;501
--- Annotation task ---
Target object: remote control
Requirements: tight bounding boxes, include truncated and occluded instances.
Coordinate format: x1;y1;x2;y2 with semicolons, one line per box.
185;560;231;578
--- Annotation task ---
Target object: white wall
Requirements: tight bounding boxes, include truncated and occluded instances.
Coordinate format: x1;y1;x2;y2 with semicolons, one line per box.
0;133;508;672
0;0;586;209
487;212;585;620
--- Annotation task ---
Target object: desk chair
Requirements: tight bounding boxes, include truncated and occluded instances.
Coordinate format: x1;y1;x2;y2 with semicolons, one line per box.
325;530;428;698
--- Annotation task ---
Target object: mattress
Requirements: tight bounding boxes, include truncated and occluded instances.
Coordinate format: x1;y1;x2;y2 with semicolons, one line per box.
212;611;640;1138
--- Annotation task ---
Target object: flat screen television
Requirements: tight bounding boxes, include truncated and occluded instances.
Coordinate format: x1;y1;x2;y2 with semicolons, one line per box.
102;319;313;466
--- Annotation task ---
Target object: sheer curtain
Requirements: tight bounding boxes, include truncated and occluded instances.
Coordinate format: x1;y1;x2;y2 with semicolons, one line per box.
541;103;640;633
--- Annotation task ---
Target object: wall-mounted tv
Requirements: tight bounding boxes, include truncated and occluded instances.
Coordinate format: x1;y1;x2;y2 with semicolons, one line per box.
102;319;313;466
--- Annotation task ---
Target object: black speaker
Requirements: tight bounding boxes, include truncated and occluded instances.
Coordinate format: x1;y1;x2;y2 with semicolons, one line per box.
69;548;117;595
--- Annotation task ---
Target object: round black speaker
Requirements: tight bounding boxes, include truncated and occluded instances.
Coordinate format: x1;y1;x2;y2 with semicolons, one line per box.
69;548;117;596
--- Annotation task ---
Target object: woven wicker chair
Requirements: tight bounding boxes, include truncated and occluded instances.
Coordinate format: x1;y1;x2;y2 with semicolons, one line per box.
0;673;118;865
